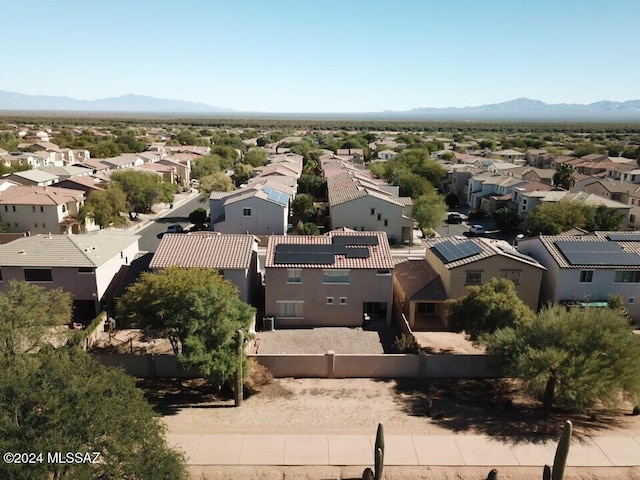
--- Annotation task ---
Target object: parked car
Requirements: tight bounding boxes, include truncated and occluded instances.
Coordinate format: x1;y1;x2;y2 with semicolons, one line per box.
447;213;464;224
469;224;486;236
157;224;185;239
167;224;184;233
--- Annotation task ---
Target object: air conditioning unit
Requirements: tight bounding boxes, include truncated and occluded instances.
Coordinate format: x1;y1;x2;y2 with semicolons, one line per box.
263;316;275;331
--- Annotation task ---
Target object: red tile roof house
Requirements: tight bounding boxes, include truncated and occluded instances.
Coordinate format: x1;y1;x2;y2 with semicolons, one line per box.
0;185;96;235
149;233;260;306
264;231;394;328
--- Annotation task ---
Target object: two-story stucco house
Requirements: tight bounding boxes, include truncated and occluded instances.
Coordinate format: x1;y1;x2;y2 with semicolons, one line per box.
149;233;259;306
0;231;140;318
210;185;290;235
0;185;95;234
394;237;545;330
265;231;394;328
518;231;640;321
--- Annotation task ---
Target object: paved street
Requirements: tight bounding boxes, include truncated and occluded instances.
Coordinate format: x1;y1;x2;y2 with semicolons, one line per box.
129;191;203;253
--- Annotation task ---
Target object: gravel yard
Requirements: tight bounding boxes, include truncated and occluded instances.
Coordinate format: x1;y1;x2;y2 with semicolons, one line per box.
252;326;400;354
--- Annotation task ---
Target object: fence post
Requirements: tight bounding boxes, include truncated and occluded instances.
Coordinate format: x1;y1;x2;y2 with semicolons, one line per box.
326;351;335;379
418;351;428;378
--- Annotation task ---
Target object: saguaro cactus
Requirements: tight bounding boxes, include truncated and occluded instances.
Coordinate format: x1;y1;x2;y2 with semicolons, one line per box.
234;329;244;407
374;422;385;480
543;420;572;480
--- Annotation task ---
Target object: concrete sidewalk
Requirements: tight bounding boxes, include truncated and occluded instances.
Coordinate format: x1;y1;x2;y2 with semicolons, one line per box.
166;433;640;467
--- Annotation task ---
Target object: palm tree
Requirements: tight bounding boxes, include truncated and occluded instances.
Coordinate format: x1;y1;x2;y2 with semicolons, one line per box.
553;163;576;190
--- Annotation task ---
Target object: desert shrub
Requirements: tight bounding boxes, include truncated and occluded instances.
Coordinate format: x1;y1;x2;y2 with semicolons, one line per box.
393;333;420;354
245;358;274;395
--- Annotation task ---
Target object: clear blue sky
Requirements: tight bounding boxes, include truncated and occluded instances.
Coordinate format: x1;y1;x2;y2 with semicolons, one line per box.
2;0;638;112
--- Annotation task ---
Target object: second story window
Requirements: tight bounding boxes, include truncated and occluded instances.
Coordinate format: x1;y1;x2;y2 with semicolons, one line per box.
465;271;482;285
243;208;252;217
579;270;593;283
323;269;350;284
24;268;53;282
287;269;302;284
614;271;640;283
501;270;521;285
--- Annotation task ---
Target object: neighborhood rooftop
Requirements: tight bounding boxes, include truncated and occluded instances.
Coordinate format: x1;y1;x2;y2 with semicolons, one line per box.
0;231;140;267
149;233;257;270
265;231;393;269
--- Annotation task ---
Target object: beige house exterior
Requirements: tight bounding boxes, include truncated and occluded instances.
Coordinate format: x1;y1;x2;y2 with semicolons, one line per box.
395;237;545;330
0;186;95;234
264;231;394;328
0;231;140;318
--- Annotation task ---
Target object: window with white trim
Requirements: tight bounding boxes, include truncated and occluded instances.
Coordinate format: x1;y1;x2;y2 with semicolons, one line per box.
323;269;350;284
339;297;347;305
326;297;334;305
287;269;302;284
243;207;252;217
24;268;53;282
277;301;304;318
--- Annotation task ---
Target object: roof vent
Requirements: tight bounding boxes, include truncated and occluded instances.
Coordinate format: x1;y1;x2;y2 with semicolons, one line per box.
18;250;26;255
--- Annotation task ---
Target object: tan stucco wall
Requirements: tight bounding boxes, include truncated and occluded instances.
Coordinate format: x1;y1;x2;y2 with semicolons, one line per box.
265;268;393;327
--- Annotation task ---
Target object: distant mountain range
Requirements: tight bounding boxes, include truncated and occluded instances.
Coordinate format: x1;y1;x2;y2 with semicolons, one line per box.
0;91;235;113
1;90;639;121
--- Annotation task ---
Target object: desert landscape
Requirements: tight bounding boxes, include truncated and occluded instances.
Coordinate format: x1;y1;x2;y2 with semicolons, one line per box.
142;376;640;480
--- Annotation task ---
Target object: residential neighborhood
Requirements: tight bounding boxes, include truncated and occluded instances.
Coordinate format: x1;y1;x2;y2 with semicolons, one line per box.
1;119;640;479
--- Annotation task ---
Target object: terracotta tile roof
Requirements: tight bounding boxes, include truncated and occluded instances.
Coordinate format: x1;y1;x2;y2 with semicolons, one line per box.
265;231;393;269
149;233;256;270
0;186;85;205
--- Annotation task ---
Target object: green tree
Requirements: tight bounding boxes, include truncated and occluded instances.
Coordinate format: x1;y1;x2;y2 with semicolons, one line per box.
243;148;268;168
297;174;327;199
589;205;625;231
445;192;459;209
188;207;208;226
291;194;317;222
198;172;234;203
483;305;640;418
478;139;495;150
232;163;252;187
525;200;590;235
493;207;520;232
446;278;534;341
553;163;577;190
116;267;255;386
413;189;447;231
111;170;176;213
0;349;187;479
79;183;129;229
296;220;320;235
0;281;72;356
191;154;223;179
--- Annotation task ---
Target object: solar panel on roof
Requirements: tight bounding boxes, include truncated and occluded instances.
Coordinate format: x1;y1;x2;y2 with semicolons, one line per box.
343;247;369;258
273;251;335;264
332;235;378;246
606;234;640;242
496;245;535;263
432;240;483;264
554;240;640;266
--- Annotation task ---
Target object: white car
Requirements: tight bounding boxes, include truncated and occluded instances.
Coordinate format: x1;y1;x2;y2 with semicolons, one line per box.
469;224;485;236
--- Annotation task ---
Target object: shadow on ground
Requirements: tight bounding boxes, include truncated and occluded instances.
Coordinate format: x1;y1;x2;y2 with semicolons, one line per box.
138;378;234;416
385;378;626;443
